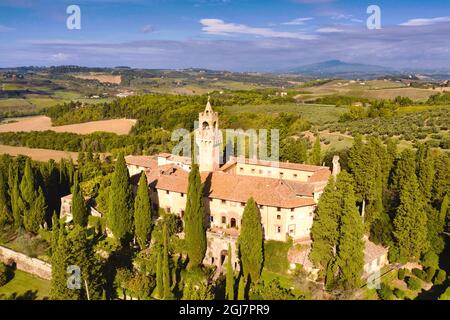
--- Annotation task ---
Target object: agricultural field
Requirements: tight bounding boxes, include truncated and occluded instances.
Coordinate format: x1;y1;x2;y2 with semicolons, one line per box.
0;116;137;135
0;145;79;163
296;79;440;102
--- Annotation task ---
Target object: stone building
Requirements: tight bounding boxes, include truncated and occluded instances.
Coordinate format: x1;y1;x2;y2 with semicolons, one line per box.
124;100;333;270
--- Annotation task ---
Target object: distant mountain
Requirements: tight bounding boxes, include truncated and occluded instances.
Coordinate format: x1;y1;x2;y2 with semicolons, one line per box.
284;60;394;78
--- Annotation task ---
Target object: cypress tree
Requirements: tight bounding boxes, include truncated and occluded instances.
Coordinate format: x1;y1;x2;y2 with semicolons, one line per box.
225;243;235;300
184;164;206;268
441;194;449;233
67;226;104;300
238;197;263;283
237;275;246;300
432;153;450;205
134;172;152;249
310;176;340;269
0;171;11;225
50;228;78;300
335;172;365;289
51;212;59;256
162;224;172;299
71;174;88;227
391;149;417;207
20;158;36;210
310;135;321;165
11;173;22;229
26;187;46;233
156;246;163;298
108;152;134;244
393;164;428;262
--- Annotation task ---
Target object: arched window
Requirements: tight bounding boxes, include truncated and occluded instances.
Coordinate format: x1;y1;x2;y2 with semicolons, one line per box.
202;121;209;130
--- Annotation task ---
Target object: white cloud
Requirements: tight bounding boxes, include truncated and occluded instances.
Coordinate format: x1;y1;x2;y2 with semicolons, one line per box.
316;27;344;33
0;25;14;32
400;16;450;27
282;17;313;25
50;53;70;61
200;18;317;40
141;24;154;33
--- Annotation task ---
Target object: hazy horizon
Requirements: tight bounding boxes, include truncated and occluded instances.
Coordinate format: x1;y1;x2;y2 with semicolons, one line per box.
1;0;450;71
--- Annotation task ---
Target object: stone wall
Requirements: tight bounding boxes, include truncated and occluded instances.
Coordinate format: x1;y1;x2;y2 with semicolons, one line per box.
0;245;51;280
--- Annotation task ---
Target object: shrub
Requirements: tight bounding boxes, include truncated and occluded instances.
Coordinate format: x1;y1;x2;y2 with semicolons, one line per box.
412;268;427;281
421;251;439;269
263;240;292;274
425;267;436;283
407;277;422;291
394;288;405;299
0;262;12;287
377;283;394;300
433;269;447;285
397;268;406;280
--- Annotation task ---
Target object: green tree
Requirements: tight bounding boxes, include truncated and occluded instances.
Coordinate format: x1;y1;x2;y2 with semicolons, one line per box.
310;177;339;269
108;152;134;244
238;197;263;283
393;162;428;262
162;223;172;299
0;171;11;225
225;243;235;300
26;187;46;233
11;173;22;229
281;138;307;164
237;275;247;300
310;135;321;165
441;194;449;233
184;164;206;268
71;174;88;227
134;172;152;249
50;228;78;300
335;172;364;289
156;246;163;299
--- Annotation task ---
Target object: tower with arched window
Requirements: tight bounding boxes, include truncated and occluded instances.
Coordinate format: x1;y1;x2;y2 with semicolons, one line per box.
196;97;222;172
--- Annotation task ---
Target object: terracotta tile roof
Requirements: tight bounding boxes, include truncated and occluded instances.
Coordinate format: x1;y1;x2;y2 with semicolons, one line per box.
308;168;332;183
231;157;329;172
142;166;316;209
125;155;157;168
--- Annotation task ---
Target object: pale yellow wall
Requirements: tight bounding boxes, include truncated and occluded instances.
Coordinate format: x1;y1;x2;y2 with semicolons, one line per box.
153;188;316;242
127;165;146;177
234;163;314;182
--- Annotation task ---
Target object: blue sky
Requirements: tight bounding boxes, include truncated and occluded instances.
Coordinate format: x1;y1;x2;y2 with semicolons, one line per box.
0;0;449;71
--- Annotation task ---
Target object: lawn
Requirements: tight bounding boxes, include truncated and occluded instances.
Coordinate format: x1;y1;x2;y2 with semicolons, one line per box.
0;269;50;300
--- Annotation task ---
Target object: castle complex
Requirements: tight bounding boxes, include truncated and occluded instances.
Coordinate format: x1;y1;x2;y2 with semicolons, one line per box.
61;100;388;275
124;100;333;269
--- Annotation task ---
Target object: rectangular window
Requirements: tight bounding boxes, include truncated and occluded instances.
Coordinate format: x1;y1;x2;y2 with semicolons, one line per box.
166;190;170;195
239;167;244;172
277;207;281;212
221;199;226;205
210;216;214;222
276;226;281;233
293;174;298;178
180;193;184;197
251;169;256;173
222;216;227;224
277;215;281;220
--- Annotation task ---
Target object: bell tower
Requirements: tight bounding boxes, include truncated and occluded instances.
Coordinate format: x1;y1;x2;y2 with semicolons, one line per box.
196;97;222;172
